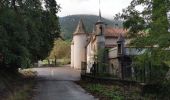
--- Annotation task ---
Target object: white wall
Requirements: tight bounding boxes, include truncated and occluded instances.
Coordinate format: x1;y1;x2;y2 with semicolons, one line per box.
86;42;95;73
71;44;74;68
109;47;118;59
73;34;87;69
105;38;117;46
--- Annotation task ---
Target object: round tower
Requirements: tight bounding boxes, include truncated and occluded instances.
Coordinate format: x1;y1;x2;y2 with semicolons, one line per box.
73;19;87;69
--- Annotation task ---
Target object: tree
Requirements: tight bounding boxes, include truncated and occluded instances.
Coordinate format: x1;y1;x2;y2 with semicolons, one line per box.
115;0;170;83
44;0;60;15
116;0;170;48
0;0;60;71
0;7;29;70
49;39;71;60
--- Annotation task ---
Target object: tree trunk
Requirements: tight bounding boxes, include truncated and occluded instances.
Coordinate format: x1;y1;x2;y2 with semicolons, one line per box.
54;55;57;66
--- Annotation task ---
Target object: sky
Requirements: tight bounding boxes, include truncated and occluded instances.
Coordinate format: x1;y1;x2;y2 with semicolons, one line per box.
56;0;132;19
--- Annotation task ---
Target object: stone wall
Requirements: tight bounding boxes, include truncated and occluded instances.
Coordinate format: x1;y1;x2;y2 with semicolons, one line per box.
109;58;121;77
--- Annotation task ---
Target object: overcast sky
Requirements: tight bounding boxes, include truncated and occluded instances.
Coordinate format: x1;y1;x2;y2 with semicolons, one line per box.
56;0;132;19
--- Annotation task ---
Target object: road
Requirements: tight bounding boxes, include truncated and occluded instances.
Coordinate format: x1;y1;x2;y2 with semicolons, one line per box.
32;65;97;100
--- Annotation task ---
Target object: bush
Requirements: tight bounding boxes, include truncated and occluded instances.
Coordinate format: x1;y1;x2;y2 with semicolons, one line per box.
132;50;170;84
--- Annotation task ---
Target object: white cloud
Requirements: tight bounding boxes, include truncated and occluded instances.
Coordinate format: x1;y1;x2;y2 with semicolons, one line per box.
56;0;132;19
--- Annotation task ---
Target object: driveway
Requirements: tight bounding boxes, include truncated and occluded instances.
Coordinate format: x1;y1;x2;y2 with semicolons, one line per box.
32;65;97;100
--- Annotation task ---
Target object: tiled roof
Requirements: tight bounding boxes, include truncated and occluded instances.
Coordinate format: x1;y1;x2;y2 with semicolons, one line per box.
104;27;128;37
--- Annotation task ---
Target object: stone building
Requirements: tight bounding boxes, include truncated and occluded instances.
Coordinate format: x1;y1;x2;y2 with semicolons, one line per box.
70;11;134;79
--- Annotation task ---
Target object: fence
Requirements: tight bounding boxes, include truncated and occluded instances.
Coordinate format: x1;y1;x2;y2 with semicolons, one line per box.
123;64;152;83
81;60;169;84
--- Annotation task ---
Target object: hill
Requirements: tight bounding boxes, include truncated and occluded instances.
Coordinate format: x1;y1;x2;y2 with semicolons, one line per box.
59;14;123;40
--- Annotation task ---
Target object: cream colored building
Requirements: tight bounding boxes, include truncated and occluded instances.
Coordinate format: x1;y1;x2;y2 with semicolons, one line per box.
71;19;87;69
71;14;128;73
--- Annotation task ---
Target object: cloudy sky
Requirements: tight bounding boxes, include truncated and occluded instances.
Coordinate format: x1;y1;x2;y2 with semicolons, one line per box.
56;0;132;19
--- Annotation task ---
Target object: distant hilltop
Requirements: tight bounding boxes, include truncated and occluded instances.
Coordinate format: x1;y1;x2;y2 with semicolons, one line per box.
59;14;123;40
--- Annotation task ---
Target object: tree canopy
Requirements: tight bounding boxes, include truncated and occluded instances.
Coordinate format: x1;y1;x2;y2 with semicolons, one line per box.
49;39;70;60
0;0;60;71
115;0;170;48
115;0;170;83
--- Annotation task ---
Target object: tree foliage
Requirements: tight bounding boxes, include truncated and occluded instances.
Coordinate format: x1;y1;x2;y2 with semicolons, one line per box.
49;39;71;59
115;0;170;48
0;0;60;71
132;49;170;83
115;0;170;83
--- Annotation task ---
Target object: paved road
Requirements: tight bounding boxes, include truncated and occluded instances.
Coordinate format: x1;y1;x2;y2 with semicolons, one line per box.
32;65;97;100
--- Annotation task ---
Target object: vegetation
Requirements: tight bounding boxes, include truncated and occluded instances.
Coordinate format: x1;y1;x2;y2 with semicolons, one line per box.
115;0;170;47
132;50;170;84
0;69;37;100
59;15;123;40
77;80;170;100
49;39;71;60
48;39;71;66
115;0;170;84
94;48;109;73
0;0;60;71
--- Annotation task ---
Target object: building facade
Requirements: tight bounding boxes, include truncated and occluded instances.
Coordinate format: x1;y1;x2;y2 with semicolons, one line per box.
71;15;131;78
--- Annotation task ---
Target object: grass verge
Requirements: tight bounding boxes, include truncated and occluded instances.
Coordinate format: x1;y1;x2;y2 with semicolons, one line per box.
76;80;170;100
0;69;37;100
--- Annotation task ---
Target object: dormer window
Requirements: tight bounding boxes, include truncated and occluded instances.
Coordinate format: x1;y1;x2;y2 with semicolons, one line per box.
117;34;125;56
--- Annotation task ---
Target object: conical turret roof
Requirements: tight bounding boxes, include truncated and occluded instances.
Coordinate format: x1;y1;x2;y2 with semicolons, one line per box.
95;0;104;25
74;19;86;35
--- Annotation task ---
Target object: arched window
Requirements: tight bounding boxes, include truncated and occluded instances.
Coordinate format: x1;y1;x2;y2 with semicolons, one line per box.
99;25;103;35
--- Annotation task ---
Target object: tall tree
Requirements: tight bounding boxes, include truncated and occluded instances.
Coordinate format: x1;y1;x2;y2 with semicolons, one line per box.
44;0;60;15
115;0;170;83
116;0;170;48
0;0;60;71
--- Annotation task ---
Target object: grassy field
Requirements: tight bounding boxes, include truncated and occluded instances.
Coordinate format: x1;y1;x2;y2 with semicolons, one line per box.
0;70;37;100
42;59;70;66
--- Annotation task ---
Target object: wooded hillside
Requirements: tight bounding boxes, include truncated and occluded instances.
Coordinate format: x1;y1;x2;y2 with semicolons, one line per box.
59;14;123;40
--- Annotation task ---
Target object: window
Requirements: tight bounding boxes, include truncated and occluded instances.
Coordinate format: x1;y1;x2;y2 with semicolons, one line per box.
99;25;103;35
118;43;121;54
